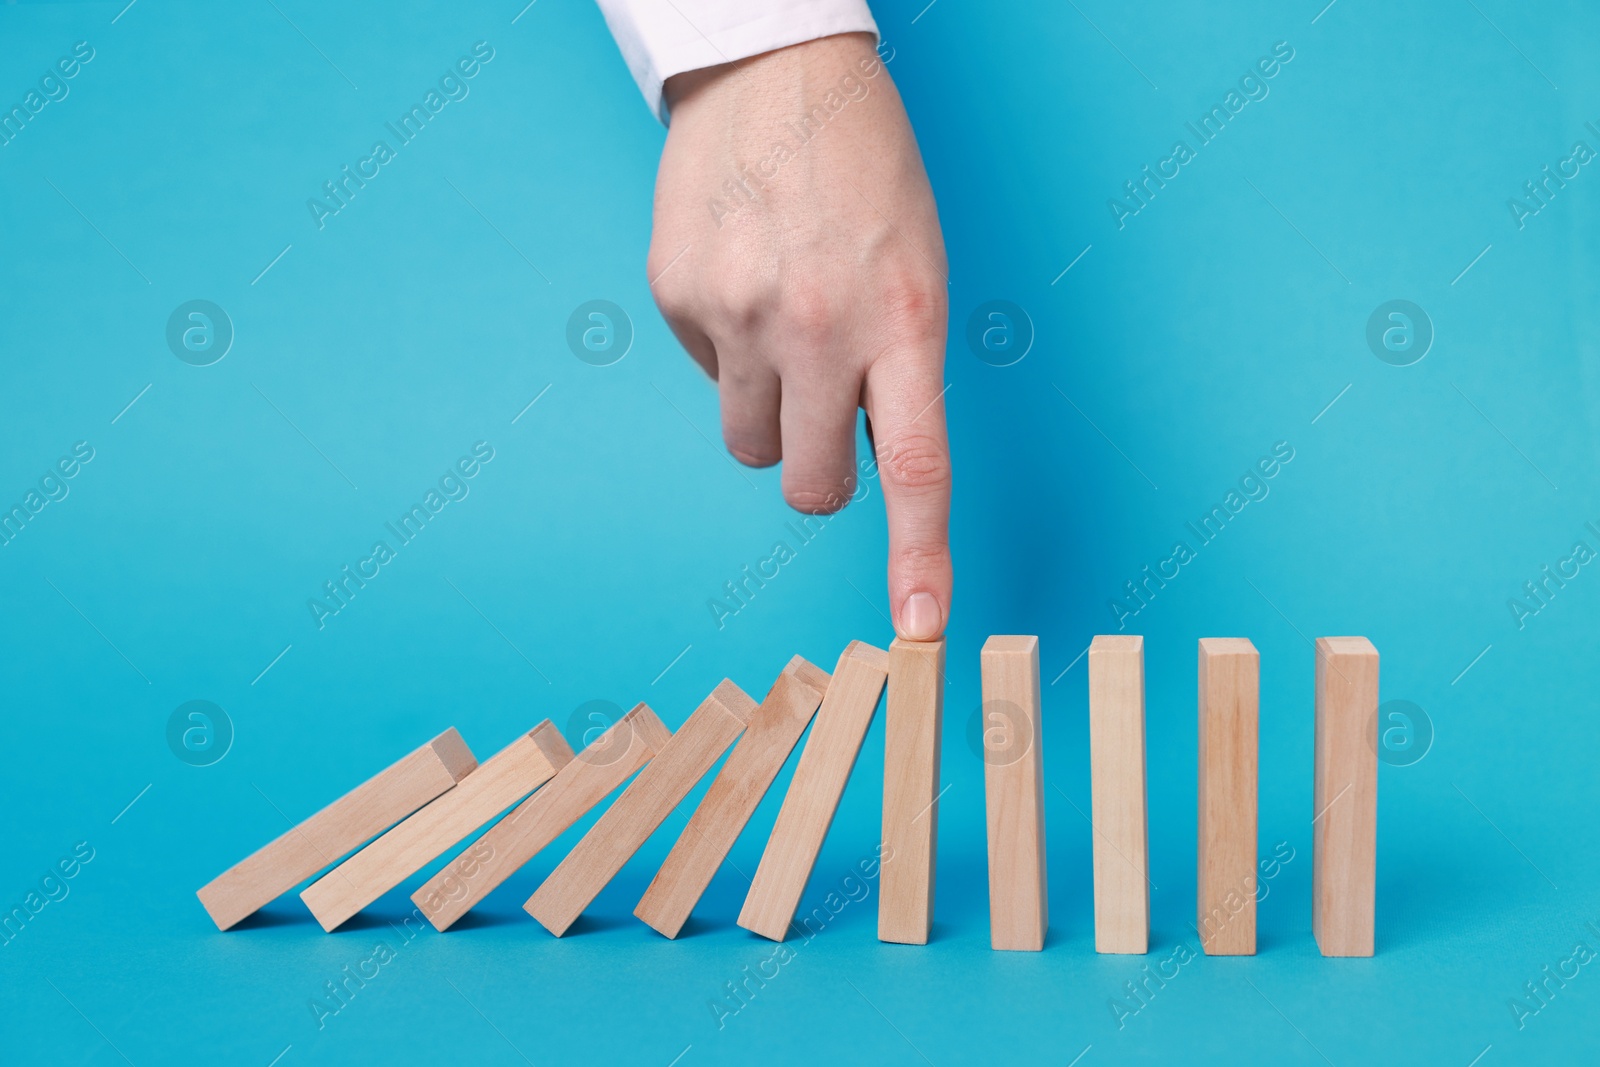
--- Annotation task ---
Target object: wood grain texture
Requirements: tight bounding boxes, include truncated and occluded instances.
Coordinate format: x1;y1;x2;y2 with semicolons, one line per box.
1197;638;1259;956
197;729;477;930
980;635;1047;951
635;657;829;938
738;641;889;942
524;680;757;937
1088;634;1149;954
300;723;573;931
1313;636;1378;957
880;638;945;945
412;705;672;931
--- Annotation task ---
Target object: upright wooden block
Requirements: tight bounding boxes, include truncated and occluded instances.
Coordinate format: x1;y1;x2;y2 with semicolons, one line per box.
412;705;672;931
980;635;1047;951
197;729;478;930
635;657;829;938
301;723;573;931
1088;634;1149;954
880;638;945;945
1313;636;1378;957
525;680;757;936
1197;638;1259;956
738;641;889;942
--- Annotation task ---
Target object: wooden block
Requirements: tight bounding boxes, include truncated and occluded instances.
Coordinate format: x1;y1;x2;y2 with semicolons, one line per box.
1088;634;1149;954
1313;636;1378;957
1197;638;1259;956
635;657;829;938
980;635;1047;951
301;723;573;931
879;638;945;945
524;680;757;936
196;729;477;930
412;705;672;931
738;641;889;942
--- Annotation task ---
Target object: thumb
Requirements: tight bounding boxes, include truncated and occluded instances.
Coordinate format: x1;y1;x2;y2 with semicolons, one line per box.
863;354;952;641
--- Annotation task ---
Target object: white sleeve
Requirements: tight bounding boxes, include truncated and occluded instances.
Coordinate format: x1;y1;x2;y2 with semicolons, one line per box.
594;0;880;123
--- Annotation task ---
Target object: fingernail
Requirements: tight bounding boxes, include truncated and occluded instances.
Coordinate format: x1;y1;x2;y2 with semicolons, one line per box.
899;592;943;641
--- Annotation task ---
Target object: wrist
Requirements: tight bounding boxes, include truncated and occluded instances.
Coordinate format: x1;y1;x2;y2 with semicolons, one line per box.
664;32;884;116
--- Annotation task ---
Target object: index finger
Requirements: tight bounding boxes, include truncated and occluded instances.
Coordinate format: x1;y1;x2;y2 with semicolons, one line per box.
863;352;953;641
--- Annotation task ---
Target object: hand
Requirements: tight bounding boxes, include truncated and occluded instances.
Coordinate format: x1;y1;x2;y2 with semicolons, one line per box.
649;33;952;641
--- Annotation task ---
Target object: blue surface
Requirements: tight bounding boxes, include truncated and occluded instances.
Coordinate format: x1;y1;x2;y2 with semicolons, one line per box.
3;1;1598;1064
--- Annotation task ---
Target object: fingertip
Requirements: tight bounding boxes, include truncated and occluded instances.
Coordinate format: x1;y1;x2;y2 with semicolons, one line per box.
896;591;944;641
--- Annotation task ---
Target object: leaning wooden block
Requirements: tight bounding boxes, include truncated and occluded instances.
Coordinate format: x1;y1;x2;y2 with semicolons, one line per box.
301;723;573;931
981;635;1047;951
635;658;829;938
1313;636;1378;957
738;641;889;942
1088;634;1149;954
413;706;672;931
196;729;477;930
880;638;945;945
525;680;757;936
1197;638;1259;956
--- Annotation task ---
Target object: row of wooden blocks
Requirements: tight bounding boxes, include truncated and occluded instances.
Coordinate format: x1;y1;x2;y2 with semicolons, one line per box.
197;634;1377;957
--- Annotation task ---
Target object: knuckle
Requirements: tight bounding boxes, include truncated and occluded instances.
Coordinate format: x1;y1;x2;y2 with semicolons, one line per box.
708;273;777;332
729;443;781;469
877;432;951;495
778;282;837;347
891;537;950;573
784;482;852;514
724;419;780;468
650;275;694;324
874;271;947;344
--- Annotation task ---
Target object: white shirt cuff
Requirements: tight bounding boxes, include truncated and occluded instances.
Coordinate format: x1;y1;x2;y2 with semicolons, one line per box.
594;0;880;123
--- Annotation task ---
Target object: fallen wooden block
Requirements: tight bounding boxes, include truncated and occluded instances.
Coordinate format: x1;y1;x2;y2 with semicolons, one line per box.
738;641;889;942
525;680;757;936
1088;634;1149;954
301;723;573;931
1197;638;1259;956
413;705;672;931
1313;636;1378;957
980;635;1047;951
635;657;829;938
880;638;945;945
196;729;478;930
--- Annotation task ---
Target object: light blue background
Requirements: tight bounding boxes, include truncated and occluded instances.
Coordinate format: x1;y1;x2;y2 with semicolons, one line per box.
2;0;1597;1064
